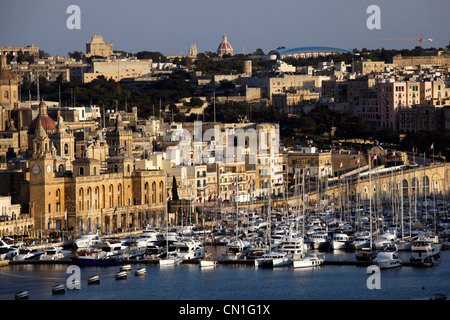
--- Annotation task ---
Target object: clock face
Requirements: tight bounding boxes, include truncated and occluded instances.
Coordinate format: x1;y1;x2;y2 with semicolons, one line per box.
31;165;41;175
47;164;52;174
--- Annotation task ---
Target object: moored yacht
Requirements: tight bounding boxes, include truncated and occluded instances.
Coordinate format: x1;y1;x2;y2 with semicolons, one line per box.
73;233;101;249
331;232;351;250
39;246;69;261
373;229;397;250
278;236;309;259
410;235;441;266
373;245;402;269
169;238;204;261
254;251;291;268
293;252;325;268
308;231;330;251
351;231;371;250
13;247;44;261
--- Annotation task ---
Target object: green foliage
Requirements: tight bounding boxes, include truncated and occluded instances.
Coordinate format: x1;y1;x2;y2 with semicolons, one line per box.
400;130;450;160
25;71;193;119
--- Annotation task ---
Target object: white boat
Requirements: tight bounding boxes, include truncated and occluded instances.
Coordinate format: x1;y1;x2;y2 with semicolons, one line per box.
13;247;44;261
395;236;416;251
278;236;309;259
39;246;68;261
410;235;442;266
115;270;127;280
145;245;166;259
254;251;292;268
96;239;127;255
199;258;218;268
134;267;147;276
0;240;11;259
331;232;351;250
73;233;101;249
373;245;402;269
136;231;162;247
221;239;253;260
159;252;183;266
308;231;330;250
2;246;19;260
122;247;146;260
373;229;397;250
351;231;371;250
15;291;29;300
293;252;325;268
52;284;65;294
120;264;132;272
169;238;204;261
87;275;100;284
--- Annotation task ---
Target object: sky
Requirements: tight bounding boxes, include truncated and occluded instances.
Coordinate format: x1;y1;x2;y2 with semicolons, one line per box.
0;0;449;57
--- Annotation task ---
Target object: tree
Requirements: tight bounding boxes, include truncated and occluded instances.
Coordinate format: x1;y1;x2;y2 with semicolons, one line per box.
172;176;179;201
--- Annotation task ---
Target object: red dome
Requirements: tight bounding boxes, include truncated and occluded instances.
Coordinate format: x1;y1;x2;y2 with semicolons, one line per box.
217;34;233;56
27;115;57;135
27;102;57;135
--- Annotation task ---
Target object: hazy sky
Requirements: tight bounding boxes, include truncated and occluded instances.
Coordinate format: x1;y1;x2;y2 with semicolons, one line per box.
1;0;449;57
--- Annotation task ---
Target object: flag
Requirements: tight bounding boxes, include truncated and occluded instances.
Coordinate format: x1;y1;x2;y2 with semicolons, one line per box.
390;152;395;157
429;143;434;151
113;206;117;214
232;181;236;186
233;190;236;195
198;197;202;203
292;174;296;180
355;158;360;165
208;194;212;201
339;162;343;168
371;155;377;160
304;171;309;177
248;188;251;193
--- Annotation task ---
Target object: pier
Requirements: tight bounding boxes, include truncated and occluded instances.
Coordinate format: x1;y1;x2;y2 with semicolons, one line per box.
4;257;420;267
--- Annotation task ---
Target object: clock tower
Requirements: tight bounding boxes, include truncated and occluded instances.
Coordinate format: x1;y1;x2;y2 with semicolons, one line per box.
29;115;55;236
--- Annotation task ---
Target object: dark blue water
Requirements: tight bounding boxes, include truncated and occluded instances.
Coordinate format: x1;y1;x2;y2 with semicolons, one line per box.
1;251;449;301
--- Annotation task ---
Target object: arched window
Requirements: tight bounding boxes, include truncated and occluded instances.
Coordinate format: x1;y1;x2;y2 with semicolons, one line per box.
64;143;69;155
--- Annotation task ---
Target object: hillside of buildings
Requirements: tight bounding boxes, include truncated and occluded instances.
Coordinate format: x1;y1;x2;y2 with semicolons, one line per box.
1;35;449;239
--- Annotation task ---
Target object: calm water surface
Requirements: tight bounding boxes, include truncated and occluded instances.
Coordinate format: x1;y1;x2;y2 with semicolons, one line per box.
0;251;449;301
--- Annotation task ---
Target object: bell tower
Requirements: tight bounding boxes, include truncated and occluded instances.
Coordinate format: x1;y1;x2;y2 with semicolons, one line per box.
29;116;55;235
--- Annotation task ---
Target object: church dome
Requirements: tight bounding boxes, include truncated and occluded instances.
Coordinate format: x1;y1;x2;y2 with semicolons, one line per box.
0;55;16;84
27;101;57;135
217;34;233;57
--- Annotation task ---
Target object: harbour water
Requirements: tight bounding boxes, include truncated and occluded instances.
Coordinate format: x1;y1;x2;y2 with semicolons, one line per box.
1;250;448;301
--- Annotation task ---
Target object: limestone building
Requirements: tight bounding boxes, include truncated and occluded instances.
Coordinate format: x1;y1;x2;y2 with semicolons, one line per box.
85;35;113;58
27;113;168;237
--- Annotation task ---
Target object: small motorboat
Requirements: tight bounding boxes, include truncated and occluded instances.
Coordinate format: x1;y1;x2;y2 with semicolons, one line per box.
120;264;132;272
134;267;147;276
87;275;100;285
15;291;29;300
115;270;127;280
52;284;65;294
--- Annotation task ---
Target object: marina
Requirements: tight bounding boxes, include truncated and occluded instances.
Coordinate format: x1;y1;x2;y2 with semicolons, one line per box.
0;250;448;301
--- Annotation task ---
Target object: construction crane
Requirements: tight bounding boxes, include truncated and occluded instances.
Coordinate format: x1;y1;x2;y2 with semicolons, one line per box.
376;34;433;48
